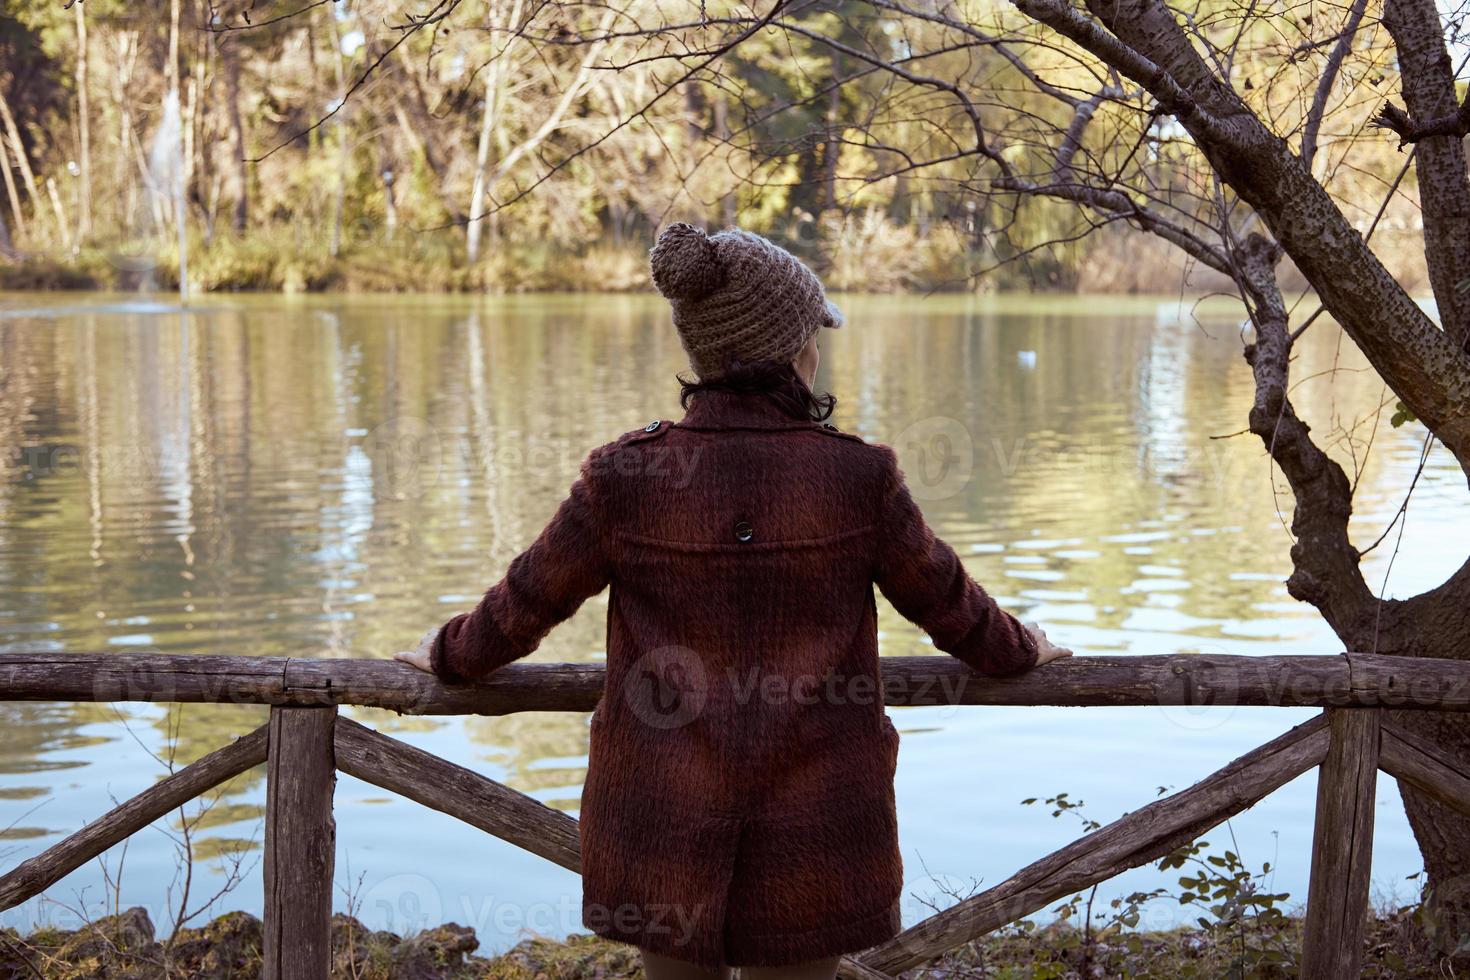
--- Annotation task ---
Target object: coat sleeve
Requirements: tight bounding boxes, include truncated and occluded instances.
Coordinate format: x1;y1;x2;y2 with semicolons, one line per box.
871;446;1039;677
429;451;612;684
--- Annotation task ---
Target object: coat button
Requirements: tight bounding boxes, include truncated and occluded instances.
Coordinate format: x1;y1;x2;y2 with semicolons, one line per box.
644;420;661;432
734;520;754;543
822;422;838;430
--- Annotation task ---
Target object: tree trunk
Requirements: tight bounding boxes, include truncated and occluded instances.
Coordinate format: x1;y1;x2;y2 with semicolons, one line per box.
466;71;499;264
387;42;462;223
0;91;44;235
377;137;396;240
1382;0;1470;347
1018;0;1470;936
220;38;249;234
44;177;69;251
1371;577;1470;955
330;109;347;258
0;137;25;241
715;90;736;226
324;4;347;256
1234;224;1470;951
822;52;842;213
74;0;92;243
464;0;527;267
0;201;14;260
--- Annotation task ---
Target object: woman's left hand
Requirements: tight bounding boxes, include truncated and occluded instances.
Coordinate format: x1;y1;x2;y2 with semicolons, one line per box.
394;628;440;674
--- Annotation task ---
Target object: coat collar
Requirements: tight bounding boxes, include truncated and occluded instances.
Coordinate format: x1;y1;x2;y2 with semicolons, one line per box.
674;389;819;432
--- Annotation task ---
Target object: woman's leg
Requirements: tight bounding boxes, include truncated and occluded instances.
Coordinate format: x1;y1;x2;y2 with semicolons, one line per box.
739;955;844;980
640;949;735;980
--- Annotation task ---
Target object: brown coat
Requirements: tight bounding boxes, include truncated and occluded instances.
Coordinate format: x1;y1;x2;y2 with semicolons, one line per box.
430;389;1039;969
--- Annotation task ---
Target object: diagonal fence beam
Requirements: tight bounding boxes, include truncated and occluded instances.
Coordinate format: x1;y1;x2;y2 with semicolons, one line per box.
1379;719;1470;818
333;716;581;872
836;956;898;979
848;715;1331;976
0;724;269;912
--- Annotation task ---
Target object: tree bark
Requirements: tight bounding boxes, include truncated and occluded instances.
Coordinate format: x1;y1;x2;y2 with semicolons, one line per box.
1382;0;1470;348
0;91;44;235
74;0;92;243
466;61;503;264
0;189;12;259
1013;0;1470;469
1003;0;1470;944
219;37;249;234
0;137;24;241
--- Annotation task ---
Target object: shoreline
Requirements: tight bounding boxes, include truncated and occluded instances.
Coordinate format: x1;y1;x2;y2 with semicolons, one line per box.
0;902;1441;978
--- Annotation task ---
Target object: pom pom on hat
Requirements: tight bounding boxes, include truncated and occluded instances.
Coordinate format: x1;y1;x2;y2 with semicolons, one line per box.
649;222;726;301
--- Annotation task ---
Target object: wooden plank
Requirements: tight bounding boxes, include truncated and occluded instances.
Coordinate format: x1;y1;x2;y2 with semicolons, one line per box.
262;707;336;980
852;715;1331;975
1345;652;1470;709
333;717;580;872
1301;709;1380;980
836;956;898;979
2;651;1468;713
0;652;604;714
0;725;268;912
1380;720;1470;818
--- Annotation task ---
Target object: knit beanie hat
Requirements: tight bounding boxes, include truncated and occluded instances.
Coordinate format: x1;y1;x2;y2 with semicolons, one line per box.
649;222;843;379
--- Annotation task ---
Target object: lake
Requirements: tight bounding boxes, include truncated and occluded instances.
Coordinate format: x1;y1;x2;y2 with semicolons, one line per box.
1;291;1465;953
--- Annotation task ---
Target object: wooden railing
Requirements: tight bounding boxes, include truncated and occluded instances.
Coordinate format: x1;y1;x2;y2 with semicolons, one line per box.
2;651;1468;979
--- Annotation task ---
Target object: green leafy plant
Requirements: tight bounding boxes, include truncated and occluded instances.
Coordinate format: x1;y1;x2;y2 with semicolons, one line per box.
1019;791;1295;979
1159;832;1295;978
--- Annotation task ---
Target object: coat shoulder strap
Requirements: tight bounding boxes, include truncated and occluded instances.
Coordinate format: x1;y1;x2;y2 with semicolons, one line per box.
812;421;868;445
621;419;672;445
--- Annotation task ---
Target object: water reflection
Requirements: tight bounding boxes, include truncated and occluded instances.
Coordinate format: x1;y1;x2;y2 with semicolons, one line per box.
0;292;1463;949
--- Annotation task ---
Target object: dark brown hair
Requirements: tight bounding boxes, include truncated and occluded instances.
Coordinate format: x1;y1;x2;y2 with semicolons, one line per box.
678;359;837;422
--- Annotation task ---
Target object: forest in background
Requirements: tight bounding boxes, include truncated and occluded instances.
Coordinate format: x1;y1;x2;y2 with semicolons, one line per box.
0;0;1437;294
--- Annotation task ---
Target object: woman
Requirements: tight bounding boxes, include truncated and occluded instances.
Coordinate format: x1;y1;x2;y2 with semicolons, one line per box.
397;223;1073;980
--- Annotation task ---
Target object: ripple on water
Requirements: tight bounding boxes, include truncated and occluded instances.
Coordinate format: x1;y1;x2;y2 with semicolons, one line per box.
0;293;1460;949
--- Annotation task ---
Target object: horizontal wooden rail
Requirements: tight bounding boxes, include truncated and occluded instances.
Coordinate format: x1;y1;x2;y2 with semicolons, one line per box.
5;652;1470;979
2;651;1467;712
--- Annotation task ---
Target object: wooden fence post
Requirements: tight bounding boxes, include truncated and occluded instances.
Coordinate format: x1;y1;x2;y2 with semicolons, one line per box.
263;706;337;980
1301;708;1380;979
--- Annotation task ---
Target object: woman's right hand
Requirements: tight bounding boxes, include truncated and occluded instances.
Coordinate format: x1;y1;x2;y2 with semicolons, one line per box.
1023;621;1074;666
394;627;440;674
